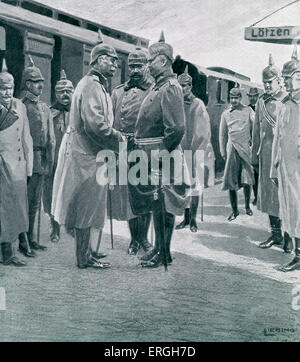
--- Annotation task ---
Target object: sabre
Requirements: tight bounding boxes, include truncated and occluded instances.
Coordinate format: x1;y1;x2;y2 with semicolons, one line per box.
200;187;204;222
37;194;42;245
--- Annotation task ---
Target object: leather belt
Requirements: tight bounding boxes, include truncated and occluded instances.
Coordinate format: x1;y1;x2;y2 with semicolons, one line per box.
135;137;164;145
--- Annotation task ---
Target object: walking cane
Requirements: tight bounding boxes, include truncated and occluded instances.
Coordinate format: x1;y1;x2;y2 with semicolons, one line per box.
108;185;114;249
200;187;204;222
37;195;42;245
157;189;168;272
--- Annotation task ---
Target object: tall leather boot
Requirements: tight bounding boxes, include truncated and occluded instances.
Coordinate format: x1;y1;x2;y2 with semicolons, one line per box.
28;211;47;251
50;216;60;243
259;215;283;249
165;212;175;264
244;185;253;216
252;168;258;205
283;232;293;253
175;208;190;229
138;213;152;252
279;238;300;272
189;196;199;232
141;208;163;268
19;232;36;257
228;190;239;221
75;228;90;268
128;217;140;255
1;243;26;267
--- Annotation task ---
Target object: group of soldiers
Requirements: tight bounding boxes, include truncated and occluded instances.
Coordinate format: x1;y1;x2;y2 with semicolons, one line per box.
0;29;299;273
0;56;73;266
219;47;300;272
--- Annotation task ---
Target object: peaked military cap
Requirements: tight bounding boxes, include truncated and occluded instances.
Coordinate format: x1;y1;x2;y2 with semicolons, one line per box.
0;58;14;87
282;44;300;77
55;69;74;91
178;65;192;84
90;29;118;65
262;54;280;82
22;55;44;82
148;30;174;62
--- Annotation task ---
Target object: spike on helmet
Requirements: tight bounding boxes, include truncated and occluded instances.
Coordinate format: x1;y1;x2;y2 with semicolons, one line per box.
0;58;14;86
178;64;192;84
229;83;242;98
128;39;148;65
148;30;173;63
22;54;44;84
262;53;280;82
97;29;104;44
282;44;300;77
55;69;74;92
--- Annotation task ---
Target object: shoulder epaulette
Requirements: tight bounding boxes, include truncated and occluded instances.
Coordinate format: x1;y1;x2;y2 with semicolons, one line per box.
282;95;290;104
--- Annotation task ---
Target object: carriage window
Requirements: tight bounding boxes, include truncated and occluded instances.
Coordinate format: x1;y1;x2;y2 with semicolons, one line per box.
216;79;225;104
0;27;6;51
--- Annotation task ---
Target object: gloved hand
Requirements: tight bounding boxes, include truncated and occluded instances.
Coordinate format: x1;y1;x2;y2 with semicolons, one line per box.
127;136;138;152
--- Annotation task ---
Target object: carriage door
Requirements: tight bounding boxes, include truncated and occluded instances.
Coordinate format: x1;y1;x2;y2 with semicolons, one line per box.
0;22;24;98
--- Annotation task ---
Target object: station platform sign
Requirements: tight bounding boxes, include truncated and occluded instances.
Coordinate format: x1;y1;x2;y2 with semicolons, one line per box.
244;26;300;44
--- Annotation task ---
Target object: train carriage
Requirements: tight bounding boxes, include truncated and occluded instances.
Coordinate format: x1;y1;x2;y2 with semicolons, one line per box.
0;0;149;104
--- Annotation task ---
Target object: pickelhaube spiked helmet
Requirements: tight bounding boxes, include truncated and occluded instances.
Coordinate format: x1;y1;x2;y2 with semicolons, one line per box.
148;30;174;62
178;65;192;84
229;83;242;98
22;55;44;82
128;39;148;65
0;58;14;86
262;54;280;82
282;44;300;77
90;29;118;65
55;69;74;92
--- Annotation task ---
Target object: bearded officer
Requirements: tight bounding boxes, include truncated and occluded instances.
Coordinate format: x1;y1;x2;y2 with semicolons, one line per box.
128;31;187;268
271;46;300;272
52;35;125;269
252;54;292;252
175;65;212;232
0;59;33;266
110;44;153;255
219;86;255;221
43;70;74;243
21;56;55;251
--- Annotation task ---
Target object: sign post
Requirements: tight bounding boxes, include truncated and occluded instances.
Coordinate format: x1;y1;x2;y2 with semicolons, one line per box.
244;26;300;44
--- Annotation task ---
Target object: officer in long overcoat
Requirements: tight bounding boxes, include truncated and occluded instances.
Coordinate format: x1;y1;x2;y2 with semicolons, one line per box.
128;31;188;269
21;56;55;251
110;45;153;255
43;70;74;243
52;38;125;269
219;86;254;221
175;66;212;232
271;46;300;272
0;59;33;266
252;54;292;252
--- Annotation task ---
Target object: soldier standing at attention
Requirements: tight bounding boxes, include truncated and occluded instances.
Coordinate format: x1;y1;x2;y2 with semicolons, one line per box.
0;59;33;266
271;46;300;272
252;55;292;252
129;31;187;269
21;55;55;251
175;66;211;233
43;70;74;243
247;87;259;205
219;86;254;221
110;44;153;255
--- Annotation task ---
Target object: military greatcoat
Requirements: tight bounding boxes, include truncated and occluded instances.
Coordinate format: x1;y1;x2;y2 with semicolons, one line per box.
270;91;300;238
52;69;123;231
128;71;188;216
252;90;286;217
219;104;254;190
0;99;33;244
